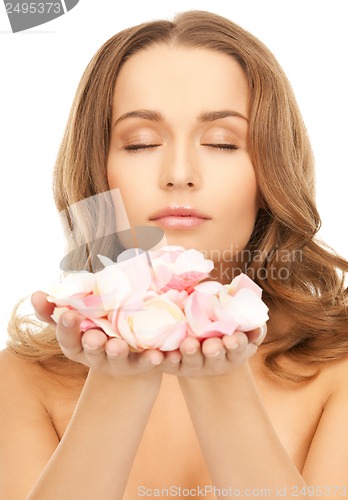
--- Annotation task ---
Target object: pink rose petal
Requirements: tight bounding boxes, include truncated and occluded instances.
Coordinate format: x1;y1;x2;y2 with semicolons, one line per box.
228;273;263;298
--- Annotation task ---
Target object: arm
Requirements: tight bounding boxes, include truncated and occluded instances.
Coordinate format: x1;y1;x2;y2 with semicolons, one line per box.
0;351;160;499
27;369;161;499
0;293;165;499
178;363;305;493
163;332;348;498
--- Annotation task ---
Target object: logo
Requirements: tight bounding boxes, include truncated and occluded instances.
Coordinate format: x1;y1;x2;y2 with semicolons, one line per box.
3;0;79;33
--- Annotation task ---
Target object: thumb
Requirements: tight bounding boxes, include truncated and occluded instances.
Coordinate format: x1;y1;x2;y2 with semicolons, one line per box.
31;291;56;324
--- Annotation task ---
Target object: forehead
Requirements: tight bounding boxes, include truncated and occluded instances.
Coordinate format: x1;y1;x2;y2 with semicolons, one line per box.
112;45;250;119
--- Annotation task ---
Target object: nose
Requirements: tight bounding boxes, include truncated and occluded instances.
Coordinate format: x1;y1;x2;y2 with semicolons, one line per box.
159;144;202;191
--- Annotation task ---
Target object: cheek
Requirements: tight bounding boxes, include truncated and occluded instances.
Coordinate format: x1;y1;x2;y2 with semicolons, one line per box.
107;166;149;227
216;166;259;243
233;173;259;218
107;153;153;194
216;161;259;216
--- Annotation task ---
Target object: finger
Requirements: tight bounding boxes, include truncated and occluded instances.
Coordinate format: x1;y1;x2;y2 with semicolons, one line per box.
163;349;182;364
105;338;137;373
31;291;55;324
160;350;182;373
179;337;203;369
245;342;258;358
201;337;226;366
222;331;249;362
57;310;84;358
137;348;164;369
106;340;163;372
105;337;130;360
81;329;109;365
201;337;225;357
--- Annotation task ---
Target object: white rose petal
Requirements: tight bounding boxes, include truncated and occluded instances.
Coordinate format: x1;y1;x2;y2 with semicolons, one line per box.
47;272;96;301
219;288;269;331
173;249;214;275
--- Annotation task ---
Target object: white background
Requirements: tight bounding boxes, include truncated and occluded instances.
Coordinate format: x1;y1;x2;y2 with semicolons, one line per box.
0;0;347;348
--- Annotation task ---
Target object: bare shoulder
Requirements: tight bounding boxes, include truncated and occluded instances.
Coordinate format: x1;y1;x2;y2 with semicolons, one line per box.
323;354;348;393
0;347;87;416
300;354;348;483
0;346;87;387
0;348;87;497
0;348;60;496
0;347;47;395
311;354;348;407
0;347;64;426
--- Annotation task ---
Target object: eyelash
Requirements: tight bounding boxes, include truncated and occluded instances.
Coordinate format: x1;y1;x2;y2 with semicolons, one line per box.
123;144;160;152
202;143;238;151
123;143;238;153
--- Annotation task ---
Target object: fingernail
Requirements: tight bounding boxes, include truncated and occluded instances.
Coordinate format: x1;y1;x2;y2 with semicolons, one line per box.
185;348;197;355
62;313;76;329
85;343;100;351
211;350;222;357
229;342;239;350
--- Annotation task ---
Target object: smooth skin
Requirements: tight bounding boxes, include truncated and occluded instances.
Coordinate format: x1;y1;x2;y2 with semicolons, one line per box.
107;46;259;280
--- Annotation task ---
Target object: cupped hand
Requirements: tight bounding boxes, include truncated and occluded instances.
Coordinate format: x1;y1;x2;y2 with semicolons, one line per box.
31;291;164;379
158;325;267;378
31;291;266;379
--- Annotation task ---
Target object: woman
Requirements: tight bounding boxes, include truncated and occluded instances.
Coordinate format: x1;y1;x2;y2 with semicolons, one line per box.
1;10;348;499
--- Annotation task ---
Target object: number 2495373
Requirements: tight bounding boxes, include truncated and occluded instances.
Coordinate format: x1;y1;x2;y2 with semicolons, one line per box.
5;3;62;14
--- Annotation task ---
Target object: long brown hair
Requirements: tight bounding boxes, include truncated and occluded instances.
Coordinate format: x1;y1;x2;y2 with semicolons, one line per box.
7;10;348;382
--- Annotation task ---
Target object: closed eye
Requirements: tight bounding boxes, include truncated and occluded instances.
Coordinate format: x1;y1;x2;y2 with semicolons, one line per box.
123;143;238;153
123;144;161;152
202;143;238;151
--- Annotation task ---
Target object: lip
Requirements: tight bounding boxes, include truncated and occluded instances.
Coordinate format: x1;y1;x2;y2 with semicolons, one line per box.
149;205;211;230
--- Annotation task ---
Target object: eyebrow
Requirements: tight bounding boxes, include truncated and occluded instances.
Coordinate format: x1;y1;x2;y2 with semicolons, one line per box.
198;110;249;123
112;109;249;127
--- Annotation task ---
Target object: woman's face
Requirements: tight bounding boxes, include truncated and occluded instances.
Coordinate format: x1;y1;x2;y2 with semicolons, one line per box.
107;45;259;281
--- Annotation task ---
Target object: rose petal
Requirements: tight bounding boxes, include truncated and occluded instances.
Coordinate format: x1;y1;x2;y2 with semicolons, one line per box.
161;289;188;308
117;293;187;351
218;288;269;331
155;321;187;351
51;306;71;324
194;281;224;295
80;318;98;332
116;251;153;293
199;319;238;338
47;272;96;301
90;317;121;338
95;265;132;301
227;273;263;298
173;249;214;275
185;292;215;336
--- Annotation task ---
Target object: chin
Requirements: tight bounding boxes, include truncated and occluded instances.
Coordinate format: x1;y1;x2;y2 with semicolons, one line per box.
162;232;204;250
